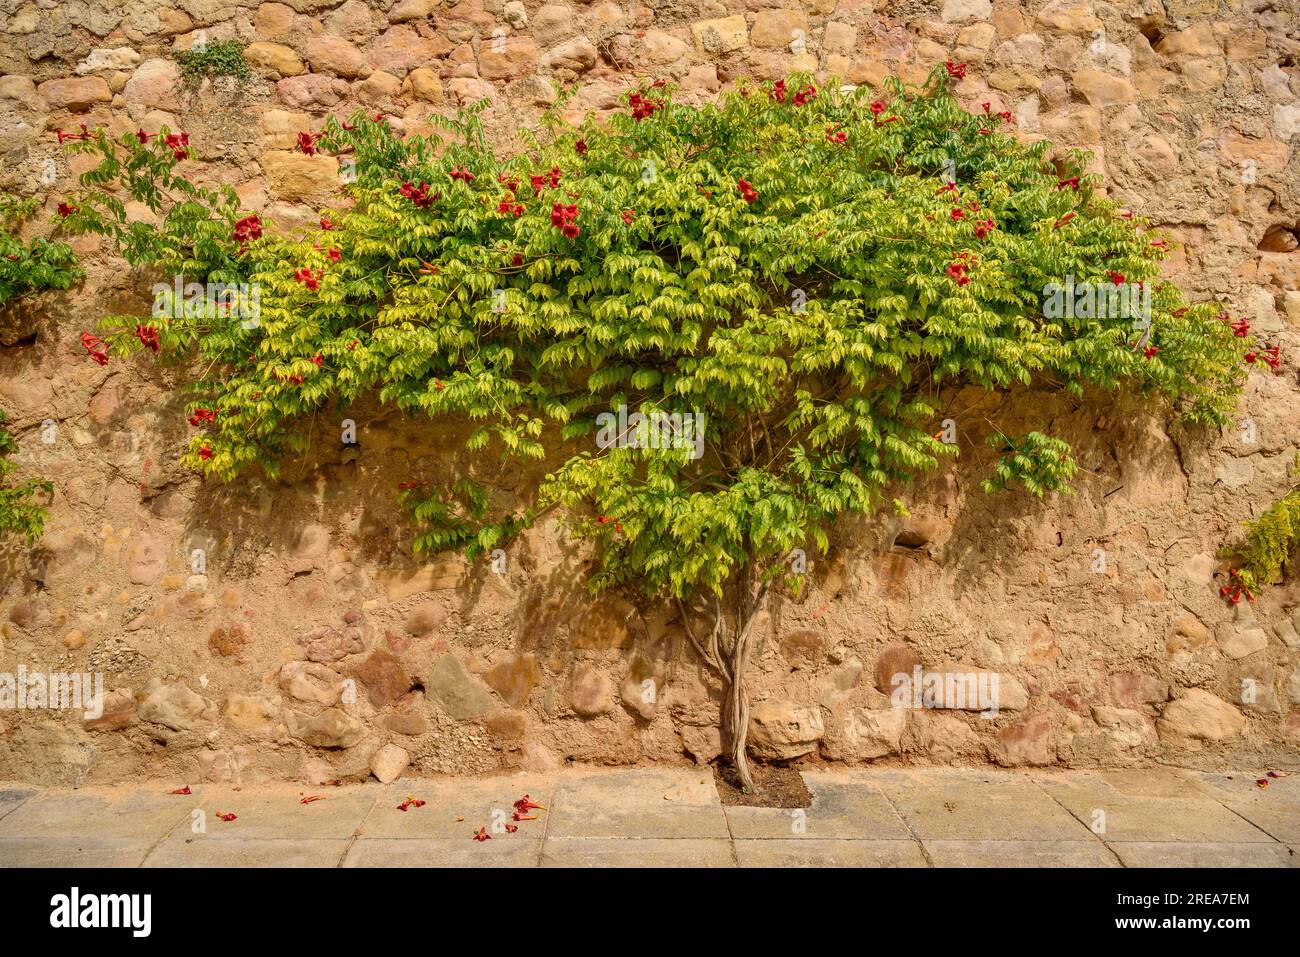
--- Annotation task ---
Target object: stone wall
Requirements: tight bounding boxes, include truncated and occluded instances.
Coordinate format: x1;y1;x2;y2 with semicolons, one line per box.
0;0;1298;786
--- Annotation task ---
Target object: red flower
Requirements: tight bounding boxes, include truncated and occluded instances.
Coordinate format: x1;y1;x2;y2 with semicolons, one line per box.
400;181;438;208
497;199;524;217
530;165;562;196
56;125;90;144
199;445;214;461
792;84;816;107
170;786;191;795
977;127;992;136
320;217;334;230
513;794;545;813
134;324;161;353
163;131;190;160
825;126;847;144
511;253;524;267
621;209;635;224
1056;176;1080;191
499;173;519;194
973;217;996;239
771;79;788;104
736;178;758;204
473;827;491;841
397;796;426;811
1230;317;1250;338
135;129;152;143
998;110;1013;122
1143;345;1159;359
575;139;587;155
216;811;236;822
294;267;322;291
233;215;262;245
551;202;580;238
628;91;662;121
449;165;475;183
57;202;76;218
870;100;886;116
1107;270;1125;286
945;61;967;80
80;332;109;365
1053;212;1076;229
187;408;217;427
328;247;341;262
310;353;323;367
946;256;972;286
950;207;964;221
296;131;321;155
504;823;518;833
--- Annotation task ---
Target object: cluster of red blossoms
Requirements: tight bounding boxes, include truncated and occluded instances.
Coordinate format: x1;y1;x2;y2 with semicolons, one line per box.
825;125;847;144
163;132;189;160
187;407;218;427
1246;344;1282;369
79;332;109;365
294;267;323;291
530;165;561;196
870;100;901;125
497;173;524;216
233;214;262;253
771;79;817;106
981;102;1013;123
575;139;588;155
946;252;974;286
945;61;967;80
1219;568;1255;606
134;324;160;352
736;178;758;204
597;514;623;533
1056;176;1081;191
296;131;323;155
973;216;996;239
399;180;437;208
628;91;663;120
57;202;76;218
551;202;580;238
449;165;475;183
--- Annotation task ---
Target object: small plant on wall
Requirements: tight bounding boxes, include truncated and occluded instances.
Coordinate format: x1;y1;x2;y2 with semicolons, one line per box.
56;67;1260;790
175;39;252;85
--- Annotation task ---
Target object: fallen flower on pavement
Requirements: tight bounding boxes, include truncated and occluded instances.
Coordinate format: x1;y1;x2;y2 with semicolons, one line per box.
473;827;491;841
217;812;237;822
513;794;546;813
300;795;324;805
396;796;426;812
170;786;191;795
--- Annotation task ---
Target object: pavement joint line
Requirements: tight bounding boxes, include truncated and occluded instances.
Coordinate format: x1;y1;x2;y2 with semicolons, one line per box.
868;778;933;867
1027;776;1126;868
1205;801;1289;846
138;796;197;868
337;786;386;868
535;778;558;868
0;790;36;825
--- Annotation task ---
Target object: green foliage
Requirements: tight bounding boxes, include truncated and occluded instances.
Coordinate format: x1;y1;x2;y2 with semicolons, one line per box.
176;40;251;84
981;431;1078;496
60;67;1250;604
1228;455;1300;591
0;193;82;306
0;410;52;546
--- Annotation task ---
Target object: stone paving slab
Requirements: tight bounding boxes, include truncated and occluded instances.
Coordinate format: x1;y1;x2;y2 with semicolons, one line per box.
1182;772;1300;844
541;838;735;867
143;837;351;867
0;788;35;823
344;837;541;867
175;784;382;841
1034;777;1276;843
874;772;1099;841
0;787;193;841
733;839;926;867
922;840;1120;867
1108;843;1296;868
724;776;911;840
0;836;154;867
546;768;729;840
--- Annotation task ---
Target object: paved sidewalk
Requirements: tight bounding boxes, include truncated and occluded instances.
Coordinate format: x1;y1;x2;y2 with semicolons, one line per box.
0;767;1295;867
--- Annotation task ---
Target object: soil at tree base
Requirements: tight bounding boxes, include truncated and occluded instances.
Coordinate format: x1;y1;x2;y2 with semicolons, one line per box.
713;762;813;808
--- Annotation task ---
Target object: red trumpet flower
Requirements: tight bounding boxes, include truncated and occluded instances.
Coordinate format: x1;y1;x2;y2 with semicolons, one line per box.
296;131;322;155
134;325;161;353
396;796;426;811
473;827;491;841
628;91;662;121
449;165;475;183
621;209;636;224
945;61;967;80
80;332;109;365
57;202;76;218
170;786;191;795
399;180;437;208
737;178;758;204
575;139;587;155
216;811;237;822
513;794;546;813
1107;271;1125;286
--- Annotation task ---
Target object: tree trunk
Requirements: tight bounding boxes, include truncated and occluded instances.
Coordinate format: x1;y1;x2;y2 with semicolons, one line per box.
679;566;771;795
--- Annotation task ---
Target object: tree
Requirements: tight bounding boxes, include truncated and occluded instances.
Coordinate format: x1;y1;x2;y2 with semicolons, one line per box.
62;68;1251;789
